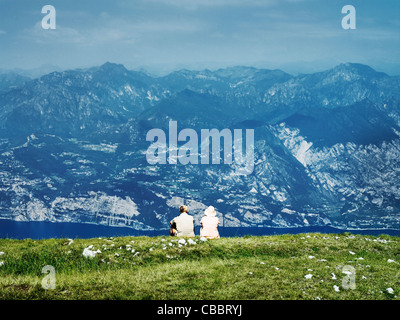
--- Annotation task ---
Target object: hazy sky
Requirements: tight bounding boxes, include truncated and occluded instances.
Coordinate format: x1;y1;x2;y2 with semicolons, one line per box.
0;0;399;75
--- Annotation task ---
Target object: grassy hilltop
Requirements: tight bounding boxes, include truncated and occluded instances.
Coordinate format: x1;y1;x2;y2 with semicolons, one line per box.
0;233;399;300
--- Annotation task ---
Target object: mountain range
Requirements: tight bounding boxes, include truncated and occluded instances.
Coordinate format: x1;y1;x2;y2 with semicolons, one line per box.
0;62;399;231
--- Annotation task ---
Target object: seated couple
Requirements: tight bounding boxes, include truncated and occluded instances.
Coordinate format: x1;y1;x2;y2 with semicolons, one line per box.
170;205;220;239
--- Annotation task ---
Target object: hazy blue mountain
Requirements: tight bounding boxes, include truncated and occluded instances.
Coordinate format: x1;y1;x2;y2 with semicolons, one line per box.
282;100;400;147
0;62;399;231
0;73;31;94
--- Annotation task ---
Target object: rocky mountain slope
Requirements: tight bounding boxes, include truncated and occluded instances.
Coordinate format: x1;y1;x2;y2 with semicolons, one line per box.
0;62;399;230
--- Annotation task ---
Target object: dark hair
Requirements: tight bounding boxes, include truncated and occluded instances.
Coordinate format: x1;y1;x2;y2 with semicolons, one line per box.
179;205;188;213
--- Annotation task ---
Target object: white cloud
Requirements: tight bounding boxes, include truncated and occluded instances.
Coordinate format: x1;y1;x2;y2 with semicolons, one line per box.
19;13;207;47
135;0;280;10
21;22;85;44
0;30;6;35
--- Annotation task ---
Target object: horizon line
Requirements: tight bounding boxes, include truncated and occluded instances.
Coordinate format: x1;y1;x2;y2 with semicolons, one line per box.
1;60;399;79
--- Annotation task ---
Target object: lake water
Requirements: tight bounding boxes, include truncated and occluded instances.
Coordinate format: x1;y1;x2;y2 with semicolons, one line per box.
0;219;399;239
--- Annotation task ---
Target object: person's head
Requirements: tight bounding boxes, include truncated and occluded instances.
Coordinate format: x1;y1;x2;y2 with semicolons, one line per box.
179;205;188;213
204;206;216;217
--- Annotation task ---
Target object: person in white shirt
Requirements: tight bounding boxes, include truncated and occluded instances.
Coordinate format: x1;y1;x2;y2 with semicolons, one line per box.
200;206;220;239
170;205;195;237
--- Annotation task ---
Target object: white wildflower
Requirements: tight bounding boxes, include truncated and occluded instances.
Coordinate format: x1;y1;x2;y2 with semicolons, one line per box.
82;246;101;258
333;285;340;292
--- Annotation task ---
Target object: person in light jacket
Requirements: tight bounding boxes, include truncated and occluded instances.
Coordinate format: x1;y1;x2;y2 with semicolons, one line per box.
200;206;220;239
170;205;195;237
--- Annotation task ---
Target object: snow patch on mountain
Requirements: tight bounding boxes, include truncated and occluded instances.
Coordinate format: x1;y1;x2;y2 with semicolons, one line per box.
272;123;313;166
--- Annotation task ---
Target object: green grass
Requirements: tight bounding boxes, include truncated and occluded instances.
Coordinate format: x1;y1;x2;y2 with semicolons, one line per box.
0;233;399;300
